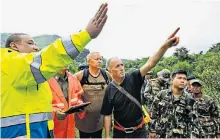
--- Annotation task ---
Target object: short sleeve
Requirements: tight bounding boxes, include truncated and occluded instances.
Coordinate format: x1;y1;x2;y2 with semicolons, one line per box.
100;86;114;115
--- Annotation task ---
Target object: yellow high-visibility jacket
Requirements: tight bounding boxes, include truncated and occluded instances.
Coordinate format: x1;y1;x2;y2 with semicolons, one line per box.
0;30;91;138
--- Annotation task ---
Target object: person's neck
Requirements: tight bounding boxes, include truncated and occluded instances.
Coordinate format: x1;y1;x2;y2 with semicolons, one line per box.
113;76;125;85
89;67;100;77
172;86;183;97
193;92;202;100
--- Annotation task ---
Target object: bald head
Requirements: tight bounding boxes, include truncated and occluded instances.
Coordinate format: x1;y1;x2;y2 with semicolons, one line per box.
86;52;101;62
5;33;28;48
5;33;39;53
106;57;120;71
106;57;125;79
87;52;103;69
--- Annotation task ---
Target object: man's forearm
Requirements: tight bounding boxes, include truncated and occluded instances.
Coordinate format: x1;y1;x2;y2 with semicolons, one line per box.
140;44;168;76
104;115;112;138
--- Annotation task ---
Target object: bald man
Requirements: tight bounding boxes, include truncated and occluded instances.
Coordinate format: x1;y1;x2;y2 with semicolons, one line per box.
74;52;111;138
101;28;180;138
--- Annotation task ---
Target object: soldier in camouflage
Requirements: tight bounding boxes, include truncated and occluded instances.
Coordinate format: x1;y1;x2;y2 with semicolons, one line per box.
190;79;220;138
184;75;196;94
142;69;171;109
144;71;153;81
151;69;171;95
148;69;195;138
141;71;153;104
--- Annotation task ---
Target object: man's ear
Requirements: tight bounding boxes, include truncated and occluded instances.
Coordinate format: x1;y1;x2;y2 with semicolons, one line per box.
9;42;19;51
87;58;92;65
170;78;174;84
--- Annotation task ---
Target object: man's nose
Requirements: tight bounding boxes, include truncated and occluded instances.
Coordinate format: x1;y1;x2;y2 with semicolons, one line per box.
33;45;40;52
120;66;124;71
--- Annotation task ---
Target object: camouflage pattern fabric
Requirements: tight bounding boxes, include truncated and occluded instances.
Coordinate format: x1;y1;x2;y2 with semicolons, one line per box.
148;89;194;138
191;94;220;138
150;78;169;95
142;78;170;110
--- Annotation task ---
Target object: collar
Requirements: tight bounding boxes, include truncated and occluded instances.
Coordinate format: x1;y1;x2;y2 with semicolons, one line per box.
113;75;125;86
169;88;185;98
55;72;68;82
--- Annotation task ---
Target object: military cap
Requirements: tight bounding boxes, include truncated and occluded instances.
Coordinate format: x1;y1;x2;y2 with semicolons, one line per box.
190;79;203;86
157;69;170;79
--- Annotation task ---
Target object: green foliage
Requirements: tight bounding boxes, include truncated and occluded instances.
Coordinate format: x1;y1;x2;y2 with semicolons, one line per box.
171;61;193;75
207;43;220;53
192;52;220;103
1;33;11;47
68;60;80;74
173;46;190;61
173;47;197;64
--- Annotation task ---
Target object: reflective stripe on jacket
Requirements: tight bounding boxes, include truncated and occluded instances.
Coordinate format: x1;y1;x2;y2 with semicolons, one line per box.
0;30;91;138
48;71;85;138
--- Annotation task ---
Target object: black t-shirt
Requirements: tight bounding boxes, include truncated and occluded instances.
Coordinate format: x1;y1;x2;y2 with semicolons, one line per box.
100;70;144;127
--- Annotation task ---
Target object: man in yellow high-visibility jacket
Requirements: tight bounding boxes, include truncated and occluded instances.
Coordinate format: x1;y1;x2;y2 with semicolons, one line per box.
0;3;108;138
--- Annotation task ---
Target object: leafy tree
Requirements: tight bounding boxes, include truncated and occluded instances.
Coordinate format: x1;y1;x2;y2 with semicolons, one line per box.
173;47;190;61
207;43;220;53
69;60;80;74
193;52;220;104
123;44;220;105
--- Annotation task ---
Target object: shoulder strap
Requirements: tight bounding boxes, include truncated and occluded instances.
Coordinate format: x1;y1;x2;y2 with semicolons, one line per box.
80;69;89;86
111;81;142;111
100;69;109;84
80;68;109;86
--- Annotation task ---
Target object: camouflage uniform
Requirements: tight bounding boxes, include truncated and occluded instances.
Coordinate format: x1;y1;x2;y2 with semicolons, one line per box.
142;77;170;109
150;78;170;95
148;89;195;138
141;79;151;104
142;69;170;109
191;95;220;138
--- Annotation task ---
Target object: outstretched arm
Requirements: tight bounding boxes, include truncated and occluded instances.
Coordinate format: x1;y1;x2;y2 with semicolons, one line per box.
10;3;108;86
140;28;180;77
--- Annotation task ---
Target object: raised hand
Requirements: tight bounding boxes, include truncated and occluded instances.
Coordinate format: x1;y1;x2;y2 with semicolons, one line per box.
164;27;180;48
167;27;180;40
86;3;108;39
